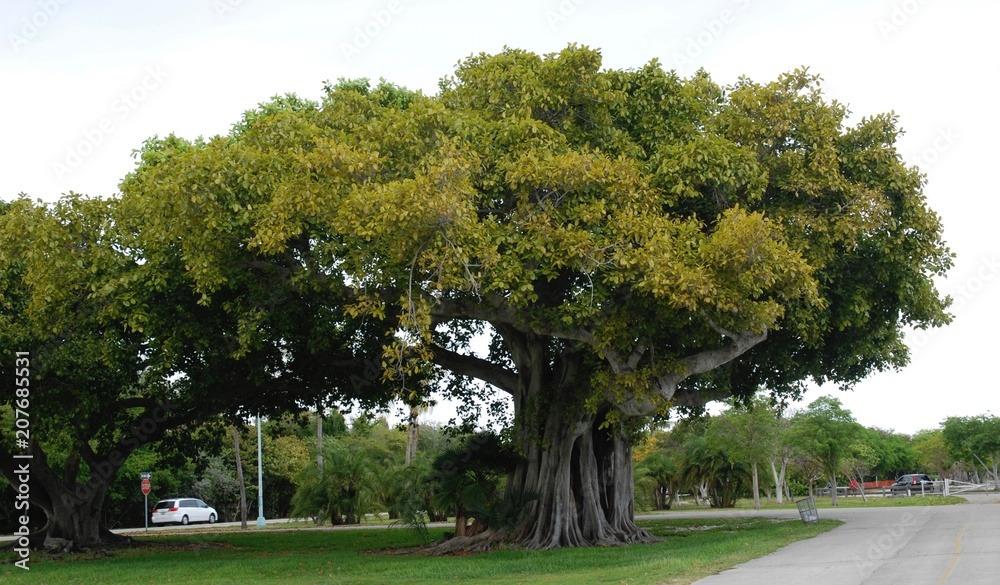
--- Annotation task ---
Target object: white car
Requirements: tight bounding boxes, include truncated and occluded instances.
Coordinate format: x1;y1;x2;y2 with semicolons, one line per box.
150;498;218;525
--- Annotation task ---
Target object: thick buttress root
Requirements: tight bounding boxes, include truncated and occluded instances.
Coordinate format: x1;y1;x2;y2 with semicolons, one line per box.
421;525;658;554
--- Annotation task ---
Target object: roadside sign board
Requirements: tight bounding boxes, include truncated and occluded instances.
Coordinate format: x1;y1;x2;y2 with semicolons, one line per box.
141;478;151;495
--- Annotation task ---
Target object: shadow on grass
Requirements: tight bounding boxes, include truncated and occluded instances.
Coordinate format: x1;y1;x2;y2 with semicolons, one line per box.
2;517;841;585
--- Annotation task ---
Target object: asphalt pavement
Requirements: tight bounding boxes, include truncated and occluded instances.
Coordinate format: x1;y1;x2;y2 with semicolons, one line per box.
690;493;1000;585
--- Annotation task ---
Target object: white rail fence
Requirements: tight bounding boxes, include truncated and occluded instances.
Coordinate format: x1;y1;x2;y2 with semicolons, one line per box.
816;479;996;498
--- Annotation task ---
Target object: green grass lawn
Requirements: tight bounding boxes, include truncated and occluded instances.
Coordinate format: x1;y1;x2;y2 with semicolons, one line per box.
1;517;840;585
734;494;966;510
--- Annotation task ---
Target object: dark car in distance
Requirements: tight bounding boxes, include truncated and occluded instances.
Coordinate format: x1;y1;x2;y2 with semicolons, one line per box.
891;473;937;495
894;473;934;486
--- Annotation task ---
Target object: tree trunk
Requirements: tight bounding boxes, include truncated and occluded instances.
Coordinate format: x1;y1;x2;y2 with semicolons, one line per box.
769;458;787;504
232;424;249;530
979;455;1000;491
667;482;679;508
454;506;468;537
1;404;178;552
829;472;839;506
751;462;760;510
770;460;781;504
406;404;419;467
316;407;323;477
444;342;651;549
852;472;868;503
432;335;655;551
504;410;655;548
44;495;104;552
23;442;117;551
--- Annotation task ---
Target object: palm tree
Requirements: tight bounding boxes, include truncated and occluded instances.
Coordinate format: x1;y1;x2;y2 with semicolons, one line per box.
635;451;683;510
430;432;518;537
679;436;749;508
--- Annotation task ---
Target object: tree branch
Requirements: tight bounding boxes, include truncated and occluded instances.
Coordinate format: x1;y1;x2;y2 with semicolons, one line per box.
670;384;738;408
680;328;767;380
527;321;597;345
432;296;597;344
618;329;768;416
428;343;517;395
431;295;515;324
603;341;647;374
493;323;529;373
89;396;163;435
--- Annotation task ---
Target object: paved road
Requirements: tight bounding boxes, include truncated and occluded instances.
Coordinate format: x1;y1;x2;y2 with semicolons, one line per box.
1;516;442;542
115;517;298;536
692;495;1000;585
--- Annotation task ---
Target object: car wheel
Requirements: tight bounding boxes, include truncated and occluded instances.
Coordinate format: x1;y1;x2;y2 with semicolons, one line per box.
208;513;216;524
181;515;189;526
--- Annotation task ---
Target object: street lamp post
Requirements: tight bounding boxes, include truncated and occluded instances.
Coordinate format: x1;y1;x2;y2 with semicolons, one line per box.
256;413;266;527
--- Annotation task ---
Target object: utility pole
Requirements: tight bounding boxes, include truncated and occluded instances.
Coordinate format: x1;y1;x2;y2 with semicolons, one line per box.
256;413;266;527
233;423;248;529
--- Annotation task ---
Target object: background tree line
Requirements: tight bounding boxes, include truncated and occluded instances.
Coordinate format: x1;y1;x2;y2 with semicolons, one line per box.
3;396;995;536
0;405;520;537
633;397;1000;510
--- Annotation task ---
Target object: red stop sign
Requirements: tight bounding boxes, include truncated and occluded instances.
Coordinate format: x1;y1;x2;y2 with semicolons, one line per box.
141;478;151;495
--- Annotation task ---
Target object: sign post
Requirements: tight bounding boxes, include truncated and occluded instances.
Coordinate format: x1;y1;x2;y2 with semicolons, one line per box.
140;472;152;532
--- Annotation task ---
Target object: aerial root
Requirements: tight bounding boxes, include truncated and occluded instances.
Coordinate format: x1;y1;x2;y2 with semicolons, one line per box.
422;528;511;554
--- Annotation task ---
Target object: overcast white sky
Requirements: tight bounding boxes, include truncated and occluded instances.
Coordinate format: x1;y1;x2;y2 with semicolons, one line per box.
2;0;997;435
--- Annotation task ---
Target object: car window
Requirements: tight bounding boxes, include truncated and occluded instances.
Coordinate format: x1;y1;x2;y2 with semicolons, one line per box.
180;499;198;508
196;500;208;508
154;500;174;510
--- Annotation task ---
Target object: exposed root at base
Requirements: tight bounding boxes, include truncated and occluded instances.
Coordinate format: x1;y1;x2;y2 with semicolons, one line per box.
418;528;512;555
384;525;660;555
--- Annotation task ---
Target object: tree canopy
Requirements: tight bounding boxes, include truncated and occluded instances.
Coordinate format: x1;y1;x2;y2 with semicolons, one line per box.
3;44;951;550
